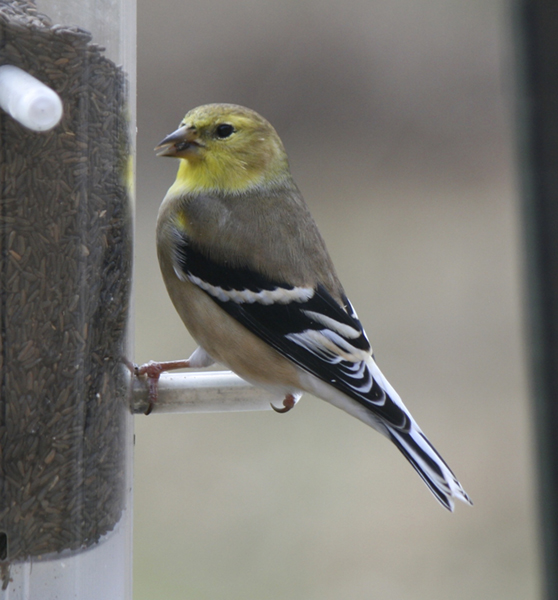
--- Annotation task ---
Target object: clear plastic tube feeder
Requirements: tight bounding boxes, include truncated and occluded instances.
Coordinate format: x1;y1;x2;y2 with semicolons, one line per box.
0;0;135;598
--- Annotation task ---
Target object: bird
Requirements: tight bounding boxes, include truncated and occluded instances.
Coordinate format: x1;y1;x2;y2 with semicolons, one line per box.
136;103;472;511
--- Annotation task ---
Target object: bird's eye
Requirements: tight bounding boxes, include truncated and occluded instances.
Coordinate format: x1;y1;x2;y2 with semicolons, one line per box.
215;123;235;139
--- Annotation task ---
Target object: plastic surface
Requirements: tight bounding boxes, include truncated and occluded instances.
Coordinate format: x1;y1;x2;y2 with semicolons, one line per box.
133;371;280;414
0;65;63;131
1;512;132;600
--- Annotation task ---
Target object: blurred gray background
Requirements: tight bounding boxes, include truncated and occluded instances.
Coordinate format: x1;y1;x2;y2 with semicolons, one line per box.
134;1;539;599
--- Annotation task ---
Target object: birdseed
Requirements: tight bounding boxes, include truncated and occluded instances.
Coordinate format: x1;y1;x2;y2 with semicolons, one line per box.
0;0;133;580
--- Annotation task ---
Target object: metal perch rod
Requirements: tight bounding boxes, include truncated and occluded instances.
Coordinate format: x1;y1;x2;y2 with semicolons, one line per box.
132;370;277;414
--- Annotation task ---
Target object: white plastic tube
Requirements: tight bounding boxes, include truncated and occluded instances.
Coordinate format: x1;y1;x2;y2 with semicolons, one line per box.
0;65;63;131
132;371;278;414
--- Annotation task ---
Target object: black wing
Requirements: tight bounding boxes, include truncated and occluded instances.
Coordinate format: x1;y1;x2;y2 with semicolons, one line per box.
173;235;410;430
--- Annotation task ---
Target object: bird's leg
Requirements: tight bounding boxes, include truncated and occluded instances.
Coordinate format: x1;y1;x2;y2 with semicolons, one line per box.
135;347;215;415
270;393;298;414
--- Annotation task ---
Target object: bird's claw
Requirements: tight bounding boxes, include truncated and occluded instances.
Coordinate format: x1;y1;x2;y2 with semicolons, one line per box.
134;360;164;415
270;394;297;414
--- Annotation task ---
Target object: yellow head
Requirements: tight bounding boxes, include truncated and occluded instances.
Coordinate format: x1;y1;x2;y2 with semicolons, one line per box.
156;104;292;195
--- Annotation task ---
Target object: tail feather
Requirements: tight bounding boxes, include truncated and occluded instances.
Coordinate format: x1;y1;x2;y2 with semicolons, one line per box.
364;357;471;510
388;425;472;511
298;359;472;510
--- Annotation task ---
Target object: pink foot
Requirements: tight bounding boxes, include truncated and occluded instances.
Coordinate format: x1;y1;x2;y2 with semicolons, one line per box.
270;394;297;414
134;359;191;415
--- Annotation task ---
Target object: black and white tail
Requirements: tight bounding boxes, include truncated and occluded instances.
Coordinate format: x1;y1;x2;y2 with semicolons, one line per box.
387;422;471;511
302;353;473;511
364;357;472;511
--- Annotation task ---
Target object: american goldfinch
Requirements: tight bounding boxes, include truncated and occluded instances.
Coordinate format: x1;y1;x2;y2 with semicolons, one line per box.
139;103;471;511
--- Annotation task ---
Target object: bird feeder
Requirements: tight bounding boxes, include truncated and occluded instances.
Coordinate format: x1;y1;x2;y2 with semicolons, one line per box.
0;0;135;596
